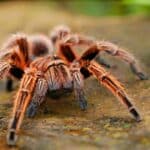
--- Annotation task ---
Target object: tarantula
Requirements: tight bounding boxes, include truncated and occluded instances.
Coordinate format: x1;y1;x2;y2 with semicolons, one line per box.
0;33;53;91
50;24;148;80
7;41;141;146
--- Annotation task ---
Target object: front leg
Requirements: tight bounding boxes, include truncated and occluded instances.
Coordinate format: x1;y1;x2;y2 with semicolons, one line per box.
72;69;87;110
7;72;38;145
27;77;48;118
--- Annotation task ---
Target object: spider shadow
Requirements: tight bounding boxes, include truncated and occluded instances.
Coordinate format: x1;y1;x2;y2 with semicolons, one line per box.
36;93;87;119
34;94;138;127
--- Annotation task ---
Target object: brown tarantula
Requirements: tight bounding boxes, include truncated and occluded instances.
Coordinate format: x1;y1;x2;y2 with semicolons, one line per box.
7;41;141;146
0;33;53;91
50;24;148;80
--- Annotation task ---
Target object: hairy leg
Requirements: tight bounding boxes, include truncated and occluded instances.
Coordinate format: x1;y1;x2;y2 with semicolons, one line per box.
0;61;10;78
86;62;141;121
96;41;148;80
71;67;87;110
7;72;37;145
62;34;95;46
0;62;12;91
57;42;87;109
26;77;48;118
0;61;11;87
59;34;148;79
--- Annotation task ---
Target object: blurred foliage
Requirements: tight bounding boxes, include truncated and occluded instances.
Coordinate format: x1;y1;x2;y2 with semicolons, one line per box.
46;0;150;17
0;0;149;16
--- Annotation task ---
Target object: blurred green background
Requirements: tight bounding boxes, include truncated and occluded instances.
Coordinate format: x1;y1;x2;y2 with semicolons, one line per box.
48;0;150;17
0;0;150;17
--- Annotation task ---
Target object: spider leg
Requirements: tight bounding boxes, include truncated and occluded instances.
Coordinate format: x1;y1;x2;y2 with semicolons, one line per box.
96;41;148;80
58;34;111;68
130;63;148;80
27;78;48;118
15;34;29;63
1;34;29;92
0;61;11;80
86;61;141;122
57;42;78;63
7;71;38;146
72;69;87;110
53;40;87;108
57;43;94;79
63;34;95;46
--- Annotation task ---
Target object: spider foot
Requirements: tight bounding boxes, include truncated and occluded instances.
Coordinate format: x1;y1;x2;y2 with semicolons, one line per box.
129;108;142;122
79;99;87;111
7;130;18;146
26;102;38;118
137;72;149;80
130;63;148;80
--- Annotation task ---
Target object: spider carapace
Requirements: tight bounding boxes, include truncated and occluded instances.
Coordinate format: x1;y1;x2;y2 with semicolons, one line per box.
7;42;141;146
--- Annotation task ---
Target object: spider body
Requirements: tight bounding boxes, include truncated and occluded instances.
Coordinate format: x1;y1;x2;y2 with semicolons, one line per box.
7;42;141;146
35;56;74;97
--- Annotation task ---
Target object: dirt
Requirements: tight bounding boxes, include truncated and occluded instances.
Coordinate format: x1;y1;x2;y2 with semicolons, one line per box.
0;79;150;150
